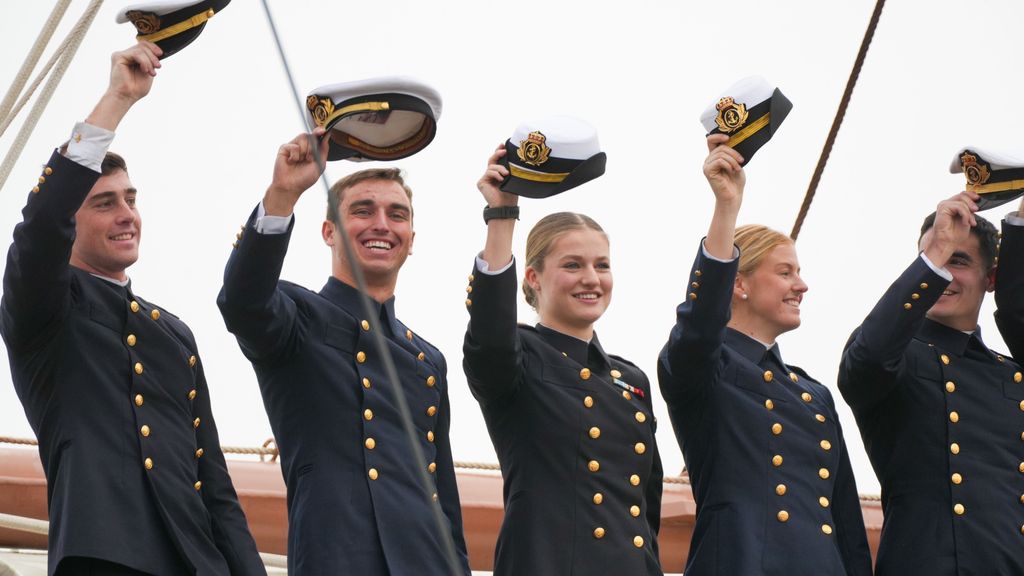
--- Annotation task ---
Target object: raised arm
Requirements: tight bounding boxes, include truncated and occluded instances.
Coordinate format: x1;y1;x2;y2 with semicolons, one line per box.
838;192;977;412
994;197;1024;360
2;43;160;349
217;129;329;363
462;145;524;405
658;135;744;403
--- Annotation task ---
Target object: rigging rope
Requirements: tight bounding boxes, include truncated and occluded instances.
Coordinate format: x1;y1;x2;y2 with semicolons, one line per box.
0;1;72;127
0;0;105;193
790;0;886;240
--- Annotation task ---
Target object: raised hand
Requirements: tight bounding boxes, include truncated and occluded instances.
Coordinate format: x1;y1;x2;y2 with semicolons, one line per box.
477;144;519;209
922;191;980;266
263;128;330;217
703;133;745;205
84;42;163;132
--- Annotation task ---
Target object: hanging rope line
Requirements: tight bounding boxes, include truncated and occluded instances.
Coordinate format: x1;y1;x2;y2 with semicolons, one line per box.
0;0;105;193
257;2;464;574
0;1;72;126
790;0;886;240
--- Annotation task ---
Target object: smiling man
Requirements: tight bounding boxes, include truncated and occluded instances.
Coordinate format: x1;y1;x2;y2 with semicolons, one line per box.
839;190;1024;575
217;129;470;576
0;43;263;576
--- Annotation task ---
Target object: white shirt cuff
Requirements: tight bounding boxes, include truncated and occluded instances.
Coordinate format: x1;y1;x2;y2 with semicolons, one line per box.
475;254;514;275
255;201;293;234
701;239;739;262
64;122;115;172
919;252;953;281
1004;211;1024;227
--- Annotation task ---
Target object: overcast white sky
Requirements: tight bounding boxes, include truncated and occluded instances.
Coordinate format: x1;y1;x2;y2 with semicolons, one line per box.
1;0;1023;496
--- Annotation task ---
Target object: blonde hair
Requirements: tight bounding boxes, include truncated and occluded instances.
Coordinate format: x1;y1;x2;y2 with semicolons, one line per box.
734;224;793;276
523;212;606;309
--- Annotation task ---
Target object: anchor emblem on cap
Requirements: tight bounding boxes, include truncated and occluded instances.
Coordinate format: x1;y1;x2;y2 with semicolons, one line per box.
715;96;748;134
517;131;551;166
961;152;991;186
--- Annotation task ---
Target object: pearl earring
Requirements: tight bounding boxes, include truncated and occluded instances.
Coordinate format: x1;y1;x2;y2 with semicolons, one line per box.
741;293;748;300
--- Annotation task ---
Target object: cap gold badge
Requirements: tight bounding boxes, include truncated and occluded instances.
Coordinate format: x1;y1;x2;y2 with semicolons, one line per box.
961;152;991;185
517;131;551;166
307;95;335;128
125;11;161;34
715;96;748;133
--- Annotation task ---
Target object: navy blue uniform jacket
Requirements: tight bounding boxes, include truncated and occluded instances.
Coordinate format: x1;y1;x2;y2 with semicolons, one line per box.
839;219;1024;576
463;261;663;576
1;152;264;575
217;208;470;576
658;244;872;576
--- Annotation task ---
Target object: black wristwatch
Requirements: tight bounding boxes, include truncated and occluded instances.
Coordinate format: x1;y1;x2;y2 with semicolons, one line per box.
483;205;520;223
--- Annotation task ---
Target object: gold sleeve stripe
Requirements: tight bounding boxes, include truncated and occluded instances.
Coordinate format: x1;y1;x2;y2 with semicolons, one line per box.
727;112;771;149
137;9;216;44
323;101;391;129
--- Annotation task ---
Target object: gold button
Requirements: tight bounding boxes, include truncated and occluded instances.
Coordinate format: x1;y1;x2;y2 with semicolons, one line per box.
194;481;202;491
1019;462;1024;473
622;391;632;400
134;362;143;375
819;496;830;508
903;303;912;310
368;468;379;480
465;299;472;307
801;392;812;402
150;309;160;321
427;375;436;387
816;414;827;423
950;442;960;455
630;474;640;486
31;186;39;193
822;524;833;535
946;381;956;393
134;394;144;406
920;282;929;290
362;377;371;389
820;440;832;451
38;176;45;184
584;396;594;408
467;275;474;283
580;368;591;380
1019;400;1024;412
189;355;197;367
775;484;787;496
772;423;783;435
819;468;830;479
195;448;203;458
593;527;605;539
772;455;783;467
193;417;200;428
44;167;52;175
588;460;600;472
361;320;370;331
427;430;435;443
635;411;646;423
428;462;436;473
1020;494;1024;505
790;372;799;382
954;503;964;515
777;510;789;522
694;270;702;277
365;438;376;450
911;293;920;300
126;334;137;346
130;301;140;313
610;369;622;379
941;354;950;365
466;286;473;294
633;535;644;548
144;458;153;470
691;281;700;289
427;405;437;417
593;493;604;505
765;399;775;410
589;427;601;439
1016;372;1022;383
688;292;698;301
951;473;962;484
140;425;150;437
634;442;646;455
417;352;426;361
356;351;366;363
630;505;641;517
188;389;196;400
763;370;773;382
949;411;959;423
364;409;373;421
406;329;413;340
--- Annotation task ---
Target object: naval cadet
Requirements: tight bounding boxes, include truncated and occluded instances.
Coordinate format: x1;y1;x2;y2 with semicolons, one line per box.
839;149;1024;575
217;80;470;575
0;42;264;575
463;118;663;576
657;133;872;575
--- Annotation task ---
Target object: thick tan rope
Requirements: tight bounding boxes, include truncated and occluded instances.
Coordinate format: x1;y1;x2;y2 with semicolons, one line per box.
0;0;105;192
0;1;73;127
